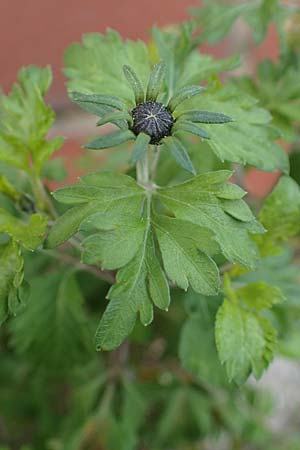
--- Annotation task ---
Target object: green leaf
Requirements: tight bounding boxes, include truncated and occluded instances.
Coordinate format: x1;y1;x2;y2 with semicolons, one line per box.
179;310;227;386
169;85;205;112
163;136;196;175
175;86;289;172
180;110;233;124
236;281;285;310
0;241;24;325
156;170;263;269
123;65;145;104
96;111;131;128
95;227;169;350
192;1;253;44
0;66;63;173
215;298;277;384
64;30;151;103
84;130;135;150
146;61;165;101
153;215;219;295
174;120;210;139
69;91;128;114
10;272;92;369
130;132;151;164
80;212;146;270
0;209;47;250
46;171;144;248
256;175;300;255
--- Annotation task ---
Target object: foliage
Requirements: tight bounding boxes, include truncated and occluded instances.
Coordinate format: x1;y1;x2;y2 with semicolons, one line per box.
1;1;300;449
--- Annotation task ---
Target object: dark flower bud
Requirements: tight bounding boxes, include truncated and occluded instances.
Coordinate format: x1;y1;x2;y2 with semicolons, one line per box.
131;101;174;145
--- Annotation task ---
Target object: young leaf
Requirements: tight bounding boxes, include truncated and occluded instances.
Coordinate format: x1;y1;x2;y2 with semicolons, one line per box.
123;65;145;104
0;209;47;250
236;281;285;310
156;170;263;269
169;85;205;112
163;136;196;175
130;132;151;164
215;298;277;384
0;241;24;325
0;66;63;173
146;61;165;101
84;129;135;150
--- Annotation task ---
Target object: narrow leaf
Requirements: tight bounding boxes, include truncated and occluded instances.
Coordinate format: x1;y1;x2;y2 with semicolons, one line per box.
169;85;205;112
96;111;132;127
163;136;196;175
130;132;150;164
123;65;145;105
69;91;127;115
174;120;210;139
146;61;165;101
85;130;135;150
182;110;233;124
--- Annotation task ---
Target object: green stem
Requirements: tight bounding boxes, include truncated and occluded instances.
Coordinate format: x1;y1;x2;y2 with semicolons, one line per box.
30;172;57;219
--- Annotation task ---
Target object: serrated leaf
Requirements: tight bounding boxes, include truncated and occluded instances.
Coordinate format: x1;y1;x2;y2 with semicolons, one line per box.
0;65;63;173
46;171;144;248
146;61;165;101
169;85;205;112
130;132;151;164
0;241;24;325
175;86;289;172
192;1;253;45
163;136;196;175
153;215;219;295
123;65;145;104
64;30;151;103
236;281;285;310
0;209;47;250
215;298;277;384
84;129;135;150
95;227;169;350
156;170;263;269
256;175;300;255
10;272;92;369
81;212;146;270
